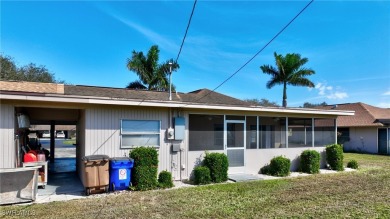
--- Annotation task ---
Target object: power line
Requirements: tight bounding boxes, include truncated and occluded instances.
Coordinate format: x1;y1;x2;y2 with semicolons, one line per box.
192;0;314;104
175;0;197;63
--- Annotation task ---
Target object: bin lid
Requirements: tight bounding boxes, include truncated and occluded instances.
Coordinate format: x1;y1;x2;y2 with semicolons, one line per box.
110;157;134;162
82;155;109;161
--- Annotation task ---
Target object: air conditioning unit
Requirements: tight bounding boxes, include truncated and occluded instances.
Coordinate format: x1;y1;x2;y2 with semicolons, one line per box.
17;114;30;129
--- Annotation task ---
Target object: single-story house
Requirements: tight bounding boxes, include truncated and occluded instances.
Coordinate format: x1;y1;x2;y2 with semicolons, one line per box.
0;81;354;183
317;102;390;154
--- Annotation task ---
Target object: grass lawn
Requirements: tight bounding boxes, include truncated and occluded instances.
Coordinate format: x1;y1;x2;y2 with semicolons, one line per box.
62;139;76;145
1;153;390;218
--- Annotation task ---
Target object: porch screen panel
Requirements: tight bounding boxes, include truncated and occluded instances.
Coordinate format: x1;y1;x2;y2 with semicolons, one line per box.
288;118;312;147
314;118;336;147
227;149;244;167
189;114;224;151
258;117;286;148
246;116;257;149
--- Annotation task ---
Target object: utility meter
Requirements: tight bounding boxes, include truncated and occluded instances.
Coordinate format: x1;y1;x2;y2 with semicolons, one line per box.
167;128;175;140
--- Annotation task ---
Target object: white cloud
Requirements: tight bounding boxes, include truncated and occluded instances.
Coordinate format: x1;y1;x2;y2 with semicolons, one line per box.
96;4;178;52
377;102;390;108
383;90;390;96
313;82;348;100
327;91;348;99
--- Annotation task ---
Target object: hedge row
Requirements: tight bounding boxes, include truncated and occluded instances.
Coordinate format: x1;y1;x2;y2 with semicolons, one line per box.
261;144;349;176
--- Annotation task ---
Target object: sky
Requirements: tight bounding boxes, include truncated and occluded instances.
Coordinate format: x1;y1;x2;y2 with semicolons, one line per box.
1;0;390;108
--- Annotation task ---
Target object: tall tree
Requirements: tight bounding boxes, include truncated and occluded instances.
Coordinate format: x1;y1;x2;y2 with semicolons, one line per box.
0;56;18;80
260;52;315;107
302;101;327;108
126;45;179;91
0;55;64;83
244;98;280;107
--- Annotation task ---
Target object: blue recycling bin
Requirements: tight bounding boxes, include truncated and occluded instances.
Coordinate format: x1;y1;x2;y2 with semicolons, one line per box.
109;157;134;191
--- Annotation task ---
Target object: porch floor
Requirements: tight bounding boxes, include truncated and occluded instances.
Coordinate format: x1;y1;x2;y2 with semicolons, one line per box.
36;172;85;203
37;158;84;203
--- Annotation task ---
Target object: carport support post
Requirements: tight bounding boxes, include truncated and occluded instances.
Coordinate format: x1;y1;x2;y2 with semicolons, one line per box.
50;120;55;163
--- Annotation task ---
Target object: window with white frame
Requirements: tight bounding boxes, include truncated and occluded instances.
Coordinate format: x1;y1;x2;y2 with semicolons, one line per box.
121;120;160;148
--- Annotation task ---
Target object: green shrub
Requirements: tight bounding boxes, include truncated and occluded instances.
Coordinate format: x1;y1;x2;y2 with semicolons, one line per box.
300;150;320;174
193;166;211;185
326;144;344;171
130;146;158;167
130;147;158;191
260;164;271;175
203;152;228;183
269;156;291;177
347;160;359;169
158;170;174;189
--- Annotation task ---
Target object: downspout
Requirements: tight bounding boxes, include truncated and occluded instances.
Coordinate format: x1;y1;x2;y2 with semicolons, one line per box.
50;120;55;163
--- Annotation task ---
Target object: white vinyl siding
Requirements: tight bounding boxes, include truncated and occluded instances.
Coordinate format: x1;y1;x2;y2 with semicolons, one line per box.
83;106;172;175
0;104;15;168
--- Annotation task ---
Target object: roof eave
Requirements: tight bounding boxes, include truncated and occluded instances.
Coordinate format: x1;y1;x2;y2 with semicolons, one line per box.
0;92;354;116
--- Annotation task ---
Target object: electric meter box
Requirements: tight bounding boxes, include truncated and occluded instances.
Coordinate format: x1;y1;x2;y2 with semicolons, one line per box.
174;117;185;140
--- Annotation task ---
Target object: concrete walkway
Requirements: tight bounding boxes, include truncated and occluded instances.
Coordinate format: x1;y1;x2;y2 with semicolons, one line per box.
228;168;357;182
36;172;86;203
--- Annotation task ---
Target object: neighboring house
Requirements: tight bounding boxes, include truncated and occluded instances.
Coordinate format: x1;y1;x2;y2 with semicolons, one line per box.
0;81;353;183
317;103;390;154
30;125;76;139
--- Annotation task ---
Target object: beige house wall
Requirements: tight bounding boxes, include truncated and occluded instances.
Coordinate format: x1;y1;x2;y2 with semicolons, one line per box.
0;104;15;168
245;147;327;174
77;110;86;184
343;127;378;154
82;105;185;180
0;96;341;180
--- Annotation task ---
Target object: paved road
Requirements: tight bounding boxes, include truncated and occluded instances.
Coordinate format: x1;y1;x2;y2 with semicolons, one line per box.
40;139;76;158
40;139;75;148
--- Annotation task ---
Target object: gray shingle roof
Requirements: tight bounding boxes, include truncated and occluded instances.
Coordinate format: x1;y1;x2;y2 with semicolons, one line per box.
316;102;390;127
64;85;251;106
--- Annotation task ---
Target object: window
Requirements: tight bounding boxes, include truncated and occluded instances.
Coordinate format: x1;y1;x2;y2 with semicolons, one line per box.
121;120;160;148
337;128;350;144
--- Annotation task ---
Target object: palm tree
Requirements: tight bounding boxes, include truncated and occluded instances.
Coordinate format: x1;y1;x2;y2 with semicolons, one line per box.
260;52;315;107
126;45;179;91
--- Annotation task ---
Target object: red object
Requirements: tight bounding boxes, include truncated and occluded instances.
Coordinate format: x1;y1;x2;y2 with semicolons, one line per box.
24;152;37;162
28;150;37;156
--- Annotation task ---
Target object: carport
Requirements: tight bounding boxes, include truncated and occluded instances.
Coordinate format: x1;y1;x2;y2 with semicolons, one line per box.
15;107;82;170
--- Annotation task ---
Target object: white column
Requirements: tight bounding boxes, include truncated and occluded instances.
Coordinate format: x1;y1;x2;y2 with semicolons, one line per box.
312;118;315;147
285;117;289;148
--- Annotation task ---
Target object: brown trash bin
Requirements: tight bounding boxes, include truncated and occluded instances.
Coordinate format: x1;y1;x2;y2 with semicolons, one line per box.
82;155;109;195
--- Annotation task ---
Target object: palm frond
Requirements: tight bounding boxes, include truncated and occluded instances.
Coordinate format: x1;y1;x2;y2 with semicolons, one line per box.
294;68;315;77
266;77;283;89
288;77;315;87
260;65;279;76
126;80;147;90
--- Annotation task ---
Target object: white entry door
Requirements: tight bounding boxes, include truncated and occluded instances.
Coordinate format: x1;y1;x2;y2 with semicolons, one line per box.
225;120;246;173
